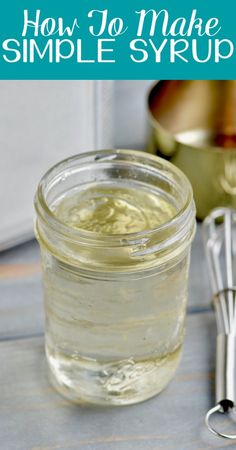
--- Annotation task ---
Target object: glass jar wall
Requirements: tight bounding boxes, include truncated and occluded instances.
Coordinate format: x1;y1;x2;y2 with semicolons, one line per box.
35;150;196;405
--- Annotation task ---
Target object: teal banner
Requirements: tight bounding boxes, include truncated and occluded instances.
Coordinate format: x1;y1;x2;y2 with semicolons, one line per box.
0;0;235;79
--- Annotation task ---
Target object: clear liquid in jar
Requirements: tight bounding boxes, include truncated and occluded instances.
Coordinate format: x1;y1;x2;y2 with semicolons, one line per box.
42;181;189;405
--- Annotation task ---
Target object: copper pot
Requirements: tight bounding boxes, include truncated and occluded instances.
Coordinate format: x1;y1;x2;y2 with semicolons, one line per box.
147;80;236;220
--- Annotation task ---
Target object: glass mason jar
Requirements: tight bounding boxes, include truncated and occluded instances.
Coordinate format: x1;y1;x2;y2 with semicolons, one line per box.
34;149;196;406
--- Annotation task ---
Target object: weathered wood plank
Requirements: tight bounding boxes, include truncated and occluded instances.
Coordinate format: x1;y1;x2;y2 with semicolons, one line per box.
0;276;44;340
0;263;40;280
0;239;39;265
0;240;42;339
0;312;226;450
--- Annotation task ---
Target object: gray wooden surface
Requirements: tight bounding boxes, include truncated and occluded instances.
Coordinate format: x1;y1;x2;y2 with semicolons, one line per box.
0;226;229;450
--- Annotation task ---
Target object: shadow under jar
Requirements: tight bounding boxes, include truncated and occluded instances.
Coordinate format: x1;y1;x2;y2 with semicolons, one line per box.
34;149;196;406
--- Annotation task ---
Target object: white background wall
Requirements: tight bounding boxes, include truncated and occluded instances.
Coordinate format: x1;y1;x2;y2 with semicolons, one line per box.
114;81;153;149
0;80;153;249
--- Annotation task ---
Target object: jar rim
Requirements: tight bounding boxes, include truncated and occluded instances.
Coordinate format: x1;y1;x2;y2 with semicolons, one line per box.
35;149;195;246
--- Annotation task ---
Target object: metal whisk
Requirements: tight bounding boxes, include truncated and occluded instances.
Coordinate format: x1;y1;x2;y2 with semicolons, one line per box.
203;207;236;439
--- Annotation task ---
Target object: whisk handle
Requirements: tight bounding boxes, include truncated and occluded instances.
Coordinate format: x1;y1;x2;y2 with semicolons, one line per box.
216;332;236;410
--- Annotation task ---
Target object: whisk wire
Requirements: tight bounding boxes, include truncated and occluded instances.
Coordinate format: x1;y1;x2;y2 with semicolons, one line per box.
203;208;236;440
225;211;234;330
204;212;230;333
